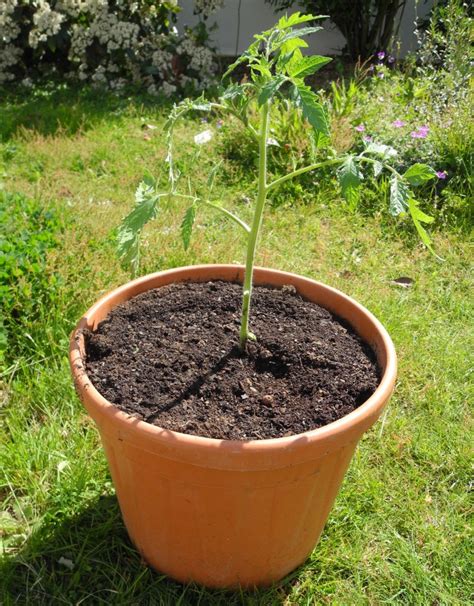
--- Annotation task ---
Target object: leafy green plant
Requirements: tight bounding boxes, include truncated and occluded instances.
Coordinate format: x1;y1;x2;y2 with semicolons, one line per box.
0;190;63;365
117;13;437;350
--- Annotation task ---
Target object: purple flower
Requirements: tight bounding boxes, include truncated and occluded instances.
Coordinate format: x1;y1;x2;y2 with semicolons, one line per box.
378;72;385;79
363;135;372;143
388;55;395;64
392;119;406;128
436;170;447;179
411;126;429;139
355;124;365;132
377;51;386;60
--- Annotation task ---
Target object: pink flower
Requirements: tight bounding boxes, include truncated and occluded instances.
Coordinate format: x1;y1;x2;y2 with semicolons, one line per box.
363;135;372;142
392;119;406;128
436;170;447;179
411;126;429;139
355;124;365;132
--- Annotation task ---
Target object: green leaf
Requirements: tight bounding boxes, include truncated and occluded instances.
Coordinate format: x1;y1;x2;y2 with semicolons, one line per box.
222;43;259;79
278;12;321;29
408;199;434;224
288;55;332;79
404;163;437;187
258;75;286;106
278;26;323;47
250;61;272;80
221;83;245;101
294;84;329;135
338;156;363;208
207;160;224;191
141;173;156;190
408;198;438;256
278;49;299;72
365;141;397;159
280;37;309;55
389;175;410;216
181;205;196;251
117;180;160;276
373;160;383;177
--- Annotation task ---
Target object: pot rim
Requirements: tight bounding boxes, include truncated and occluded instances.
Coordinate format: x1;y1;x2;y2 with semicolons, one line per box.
70;264;397;454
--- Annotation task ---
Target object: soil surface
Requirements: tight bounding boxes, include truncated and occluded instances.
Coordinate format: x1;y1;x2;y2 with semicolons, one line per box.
84;281;380;440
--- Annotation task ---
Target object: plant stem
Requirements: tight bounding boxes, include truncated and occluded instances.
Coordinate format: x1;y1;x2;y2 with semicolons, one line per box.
201;200;250;233
267;158;343;191
358;155;401;178
239;102;270;350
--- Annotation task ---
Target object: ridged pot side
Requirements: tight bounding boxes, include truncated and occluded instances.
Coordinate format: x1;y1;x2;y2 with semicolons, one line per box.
70;265;397;588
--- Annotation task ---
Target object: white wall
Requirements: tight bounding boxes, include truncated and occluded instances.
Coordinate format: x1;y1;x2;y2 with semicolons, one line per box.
177;0;434;57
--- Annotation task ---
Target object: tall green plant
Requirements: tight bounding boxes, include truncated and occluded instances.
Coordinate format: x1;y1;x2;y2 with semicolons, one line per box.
117;13;437;350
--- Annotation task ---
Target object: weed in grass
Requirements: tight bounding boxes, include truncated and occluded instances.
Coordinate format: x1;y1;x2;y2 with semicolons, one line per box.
0;191;65;366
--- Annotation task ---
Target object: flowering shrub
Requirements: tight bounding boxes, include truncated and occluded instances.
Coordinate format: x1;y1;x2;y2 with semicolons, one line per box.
0;1;219;95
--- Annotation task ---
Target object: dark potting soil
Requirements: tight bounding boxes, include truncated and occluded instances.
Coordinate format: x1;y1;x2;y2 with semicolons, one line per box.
84;281;380;440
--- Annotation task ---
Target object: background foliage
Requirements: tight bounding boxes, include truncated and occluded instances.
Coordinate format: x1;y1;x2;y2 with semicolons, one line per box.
266;0;407;58
0;0;218;95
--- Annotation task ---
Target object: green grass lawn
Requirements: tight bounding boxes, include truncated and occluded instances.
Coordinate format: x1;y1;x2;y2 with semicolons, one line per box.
0;87;472;605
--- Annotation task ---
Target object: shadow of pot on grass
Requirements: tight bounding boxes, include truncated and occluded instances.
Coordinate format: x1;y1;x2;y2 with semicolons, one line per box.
0;494;302;605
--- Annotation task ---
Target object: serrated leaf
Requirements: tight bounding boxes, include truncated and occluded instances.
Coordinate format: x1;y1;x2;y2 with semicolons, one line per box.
404;163;437;186
117;181;159;276
134;179;155;205
278;26;323;46
373;160;383;177
294;84;329;135
258;75;286;106
288;55;332;79
389;175;410;216
278;12;320;29
280;37;309;55
365;141;397;159
191;102;213;112
408;199;434;224
221;83;244;101
408;198;438;256
181;205;196;251
250;62;272;80
223;48;257;79
338;156;363;208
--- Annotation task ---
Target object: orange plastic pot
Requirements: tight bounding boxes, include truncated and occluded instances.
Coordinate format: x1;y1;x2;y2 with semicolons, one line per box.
70;265;396;589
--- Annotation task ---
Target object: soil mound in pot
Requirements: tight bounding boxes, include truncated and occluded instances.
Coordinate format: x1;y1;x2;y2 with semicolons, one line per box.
85;281;380;440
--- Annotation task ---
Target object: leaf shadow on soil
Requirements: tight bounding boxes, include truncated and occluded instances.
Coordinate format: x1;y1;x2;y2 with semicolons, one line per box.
0;494;304;605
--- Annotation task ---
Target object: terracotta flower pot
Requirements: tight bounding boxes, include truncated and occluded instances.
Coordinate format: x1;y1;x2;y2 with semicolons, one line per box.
69;265;396;589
